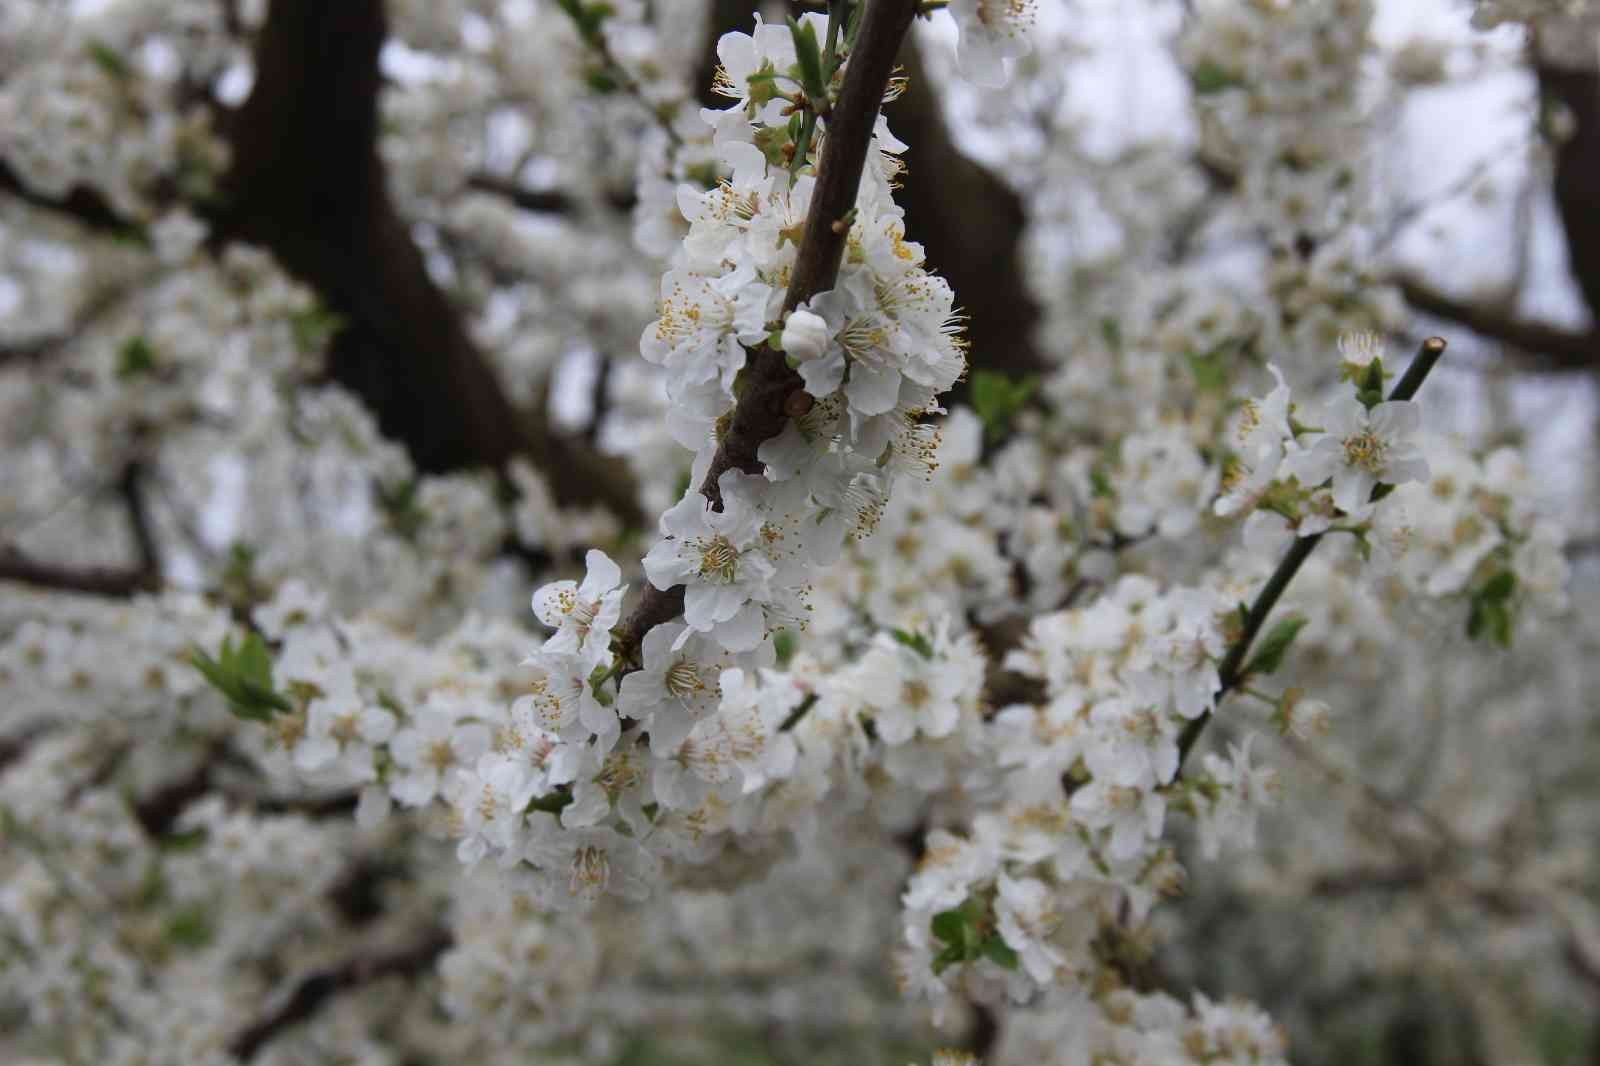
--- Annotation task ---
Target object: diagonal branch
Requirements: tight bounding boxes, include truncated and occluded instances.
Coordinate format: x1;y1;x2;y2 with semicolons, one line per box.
1176;337;1449;770
1400;276;1597;370
613;0;922;662
0;160;141;238
228;926;451;1060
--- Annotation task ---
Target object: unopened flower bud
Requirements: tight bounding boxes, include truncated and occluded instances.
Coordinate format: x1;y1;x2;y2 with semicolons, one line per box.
780;308;830;364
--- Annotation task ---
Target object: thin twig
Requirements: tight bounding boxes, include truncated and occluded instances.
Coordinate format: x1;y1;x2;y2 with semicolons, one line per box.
1176;336;1448;770
0;553;159;597
228;927;452;1060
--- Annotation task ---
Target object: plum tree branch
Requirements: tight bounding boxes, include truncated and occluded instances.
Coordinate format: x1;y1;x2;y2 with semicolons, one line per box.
0;554;160;597
1175;336;1449;771
613;0;921;663
0;159;141;238
1400;275;1597;370
227;926;452;1060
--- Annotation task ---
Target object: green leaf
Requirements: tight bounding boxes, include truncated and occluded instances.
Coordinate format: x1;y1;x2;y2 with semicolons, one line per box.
163;904;214;950
745;63;784;112
773;629;798;668
930;941;967;975
1480;569;1516;601
981;934;1020;970
1356;359;1386;406
1191;58;1243;94
288;305;346;355
1243;615;1308;678
526;790;574;815
87;40;131;81
1186;347;1230;392
753;124;792;167
555;0;613;42
115;336;157;380
787;16;826;101
930;908;967;946
971;371;1037;443
889;628;934;660
189;633;291;722
1089;466;1114;499
583;64;620;94
1466;570;1517;647
159;826;209;852
1100;317;1122;352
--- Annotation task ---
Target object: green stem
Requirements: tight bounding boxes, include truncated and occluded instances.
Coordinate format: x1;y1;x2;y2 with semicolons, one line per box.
1176;336;1447;771
790;0;845;178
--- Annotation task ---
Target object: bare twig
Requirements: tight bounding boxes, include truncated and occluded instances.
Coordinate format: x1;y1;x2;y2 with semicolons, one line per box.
0;159;141;238
0;553;159;597
119;460;161;580
228;927;451;1060
1400;276;1597;370
464;173;579;215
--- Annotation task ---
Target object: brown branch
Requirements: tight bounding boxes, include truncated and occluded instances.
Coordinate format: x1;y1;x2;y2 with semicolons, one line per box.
692;9;1044;382
0;460;163;598
0;553;159;597
1535;38;1600;333
119;460;161;578
615;0;921;662
228;926;451;1060
1399;275;1597;370
0;159;142;238
464;173;580;216
1176;338;1448;771
210;0;641;526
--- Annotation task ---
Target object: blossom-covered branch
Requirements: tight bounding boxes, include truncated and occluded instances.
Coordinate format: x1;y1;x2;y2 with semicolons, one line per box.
1177;336;1448;769
614;0;922;662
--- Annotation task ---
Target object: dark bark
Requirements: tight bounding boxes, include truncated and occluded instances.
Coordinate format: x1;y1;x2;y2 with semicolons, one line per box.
615;0;922;662
0;554;159;597
228;926;451;1060
211;0;642;524
0;159;139;237
693;7;1046;380
1538;57;1600;346
894;39;1045;379
1400;275;1598;369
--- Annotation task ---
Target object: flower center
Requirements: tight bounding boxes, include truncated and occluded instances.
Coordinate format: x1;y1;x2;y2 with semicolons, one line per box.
839;316;894;369
331;712;360;745
424;739;456;771
1341;428;1387;474
696;534;740;583
569;844;611;899
665;659;705;698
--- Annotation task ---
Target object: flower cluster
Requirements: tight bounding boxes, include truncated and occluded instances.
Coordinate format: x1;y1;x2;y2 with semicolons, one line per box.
890;574;1275;1013
1216;354;1430;552
2;1;1593;1063
633;15;968;659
